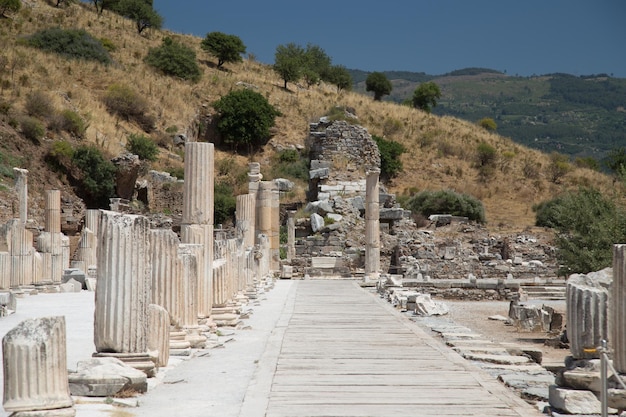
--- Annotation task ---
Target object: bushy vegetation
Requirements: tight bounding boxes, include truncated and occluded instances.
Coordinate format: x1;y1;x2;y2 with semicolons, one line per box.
201;32;246;69
412;82;441;113
103;83;154;131
145;37;201;82
26;28;112;64
533;187;626;274
20;116;45;143
478;117;497;131
71;145;117;208
365;72;392;101
214;182;236;226
126;133;158;161
0;0;21;17
108;0;162;34
212;89;281;151
25;90;55;119
269;149;309;182
405;189;486;223
372;135;406;180
53;109;87;138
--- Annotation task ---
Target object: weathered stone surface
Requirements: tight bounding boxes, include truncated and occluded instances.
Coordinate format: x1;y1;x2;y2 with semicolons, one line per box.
68;357;148;396
310;213;324;233
3;316;73;413
112;153;141;200
613;245;626;373
413;293;449;316
566;268;611;359
549;385;606;414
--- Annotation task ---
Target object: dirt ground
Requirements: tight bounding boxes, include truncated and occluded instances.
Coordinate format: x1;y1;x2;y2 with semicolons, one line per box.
440;299;569;366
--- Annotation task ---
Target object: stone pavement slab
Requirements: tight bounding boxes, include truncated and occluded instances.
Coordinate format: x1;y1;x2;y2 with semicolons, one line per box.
241;280;544;417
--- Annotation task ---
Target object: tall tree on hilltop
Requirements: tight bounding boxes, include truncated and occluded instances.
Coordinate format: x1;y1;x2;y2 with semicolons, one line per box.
302;43;331;87
112;0;162;34
365;72;392;101
412;81;441;113
201;32;246;69
327;65;352;93
273;43;305;90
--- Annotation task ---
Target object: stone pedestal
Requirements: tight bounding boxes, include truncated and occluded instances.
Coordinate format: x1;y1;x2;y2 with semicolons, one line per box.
94;211;154;376
3;316;74;415
364;169;381;281
566;269;611;359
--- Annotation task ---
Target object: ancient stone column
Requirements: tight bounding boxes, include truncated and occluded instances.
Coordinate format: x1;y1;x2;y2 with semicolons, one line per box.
94;210;154;376
177;243;201;328
37;190;65;284
13;168;28;225
2;316;74;415
287;210;296;262
9;221;34;287
0;252;9;289
257;181;280;272
248;162;262;195
84;209;100;269
236;193;256;249
566;269;611;359
612;245;626;372
150;229;182;321
181;142;214;319
364;169;381;281
148;304;170;368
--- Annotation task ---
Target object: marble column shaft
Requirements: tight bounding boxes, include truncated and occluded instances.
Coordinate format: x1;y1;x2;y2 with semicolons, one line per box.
287;211;296;262
2;316;73;413
566;270;611;359
13;168;28;225
257;181;279;271
612;245;626;372
150;229;181;321
94;211;151;354
148;304;170;368
236;194;256;249
364;169;381;279
178;244;201;328
248;162;262;195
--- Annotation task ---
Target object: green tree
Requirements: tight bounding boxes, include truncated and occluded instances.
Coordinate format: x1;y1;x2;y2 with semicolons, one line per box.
326;65;352;92
372;135;406;180
212;89;281;151
0;0;21;17
533;187;626;274
273;43;305;90
548;152;571;183
71;145;117;208
200;32;246;69
605;147;626;176
412;81;441;113
126;133;158;161
406;189;486;223
145;37;201;81
478;117;497;131
113;0;162;34
303;43;331;85
365;71;392;101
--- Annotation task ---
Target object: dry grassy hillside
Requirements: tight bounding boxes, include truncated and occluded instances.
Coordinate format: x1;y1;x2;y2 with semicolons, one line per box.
0;1;619;231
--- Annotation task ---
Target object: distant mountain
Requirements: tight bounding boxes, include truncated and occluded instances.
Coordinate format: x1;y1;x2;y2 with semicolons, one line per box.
350;68;626;160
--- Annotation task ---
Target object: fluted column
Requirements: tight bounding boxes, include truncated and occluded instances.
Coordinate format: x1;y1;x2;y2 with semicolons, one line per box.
10;222;34;287
248;162;262;195
0;252;9;289
566;269;611;359
287;210;296;261
177;244;201;328
612;245;626;371
94;210;154;375
257;181;279;272
84;210;100;269
181;142;214;319
236;193;256;249
13;168;28;225
365;169;381;281
150;229;180;319
2;316;73;414
45;190;61;234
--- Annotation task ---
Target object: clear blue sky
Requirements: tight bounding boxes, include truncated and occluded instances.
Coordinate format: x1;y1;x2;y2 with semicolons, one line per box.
153;0;626;77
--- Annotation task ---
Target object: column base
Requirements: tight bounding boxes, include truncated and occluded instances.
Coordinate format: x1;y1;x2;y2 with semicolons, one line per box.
10;407;75;417
93;352;156;378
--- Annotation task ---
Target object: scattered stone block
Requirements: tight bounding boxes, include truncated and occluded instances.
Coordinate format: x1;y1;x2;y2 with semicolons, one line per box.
549;385;611;414
69;357;148;397
310;213;324;232
60;278;82;293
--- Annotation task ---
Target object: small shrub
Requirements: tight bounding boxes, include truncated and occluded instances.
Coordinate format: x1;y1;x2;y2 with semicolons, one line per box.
270;149;309;182
126;133;158;161
164;166;184;180
548;152;572;183
20;116;45;143
574;156;599;171
522;156;541;179
26;27;111;64
71;145;116;208
145;37;201;82
372;135;406;180
476;141;497;167
45;139;74;171
99;37;116;52
406;189;486;223
25;90;55;119
0;100;11;115
214;181;236;225
103;84;154;132
54;109;86;138
478;117;497;131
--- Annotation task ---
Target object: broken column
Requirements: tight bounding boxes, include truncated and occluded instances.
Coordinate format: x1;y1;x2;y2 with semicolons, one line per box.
93;210;155;376
9;220;34;288
13;168;28;225
37;190;67;284
257;181;280;272
612;245;626;371
181;142;213;319
236;194;256;250
287;210;296;262
248;162;262;195
364;169;381;281
148;304;170;368
3;316;74;415
566;269;611;359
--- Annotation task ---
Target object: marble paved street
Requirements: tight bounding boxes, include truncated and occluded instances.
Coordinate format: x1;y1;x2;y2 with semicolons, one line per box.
240;280;543;417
